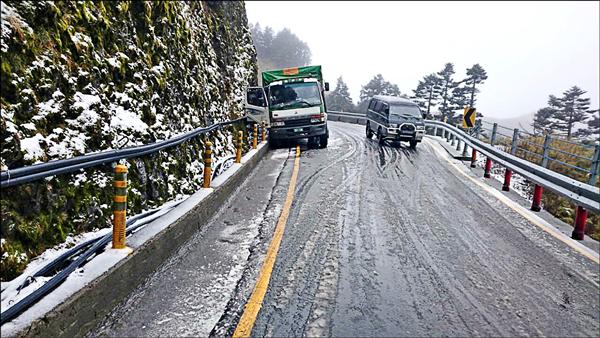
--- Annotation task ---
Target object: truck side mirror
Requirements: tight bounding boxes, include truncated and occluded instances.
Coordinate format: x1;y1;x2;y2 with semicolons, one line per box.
246;87;267;107
324;82;330;91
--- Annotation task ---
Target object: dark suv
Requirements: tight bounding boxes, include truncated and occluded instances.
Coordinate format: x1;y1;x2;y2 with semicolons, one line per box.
365;95;425;148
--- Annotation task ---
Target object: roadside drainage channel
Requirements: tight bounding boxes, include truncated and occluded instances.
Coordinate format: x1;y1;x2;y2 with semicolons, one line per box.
1;143;269;338
426;135;472;160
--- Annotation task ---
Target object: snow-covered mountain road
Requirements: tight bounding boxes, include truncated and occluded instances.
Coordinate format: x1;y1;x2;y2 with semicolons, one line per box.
88;121;599;337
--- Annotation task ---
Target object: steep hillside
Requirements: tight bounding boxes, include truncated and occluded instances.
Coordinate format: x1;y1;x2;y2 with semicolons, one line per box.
0;1;257;280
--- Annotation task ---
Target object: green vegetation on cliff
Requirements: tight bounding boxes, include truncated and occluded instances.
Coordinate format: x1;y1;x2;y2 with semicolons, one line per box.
0;1;257;281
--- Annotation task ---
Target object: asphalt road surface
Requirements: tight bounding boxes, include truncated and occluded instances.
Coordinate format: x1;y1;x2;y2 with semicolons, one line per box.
89;121;600;337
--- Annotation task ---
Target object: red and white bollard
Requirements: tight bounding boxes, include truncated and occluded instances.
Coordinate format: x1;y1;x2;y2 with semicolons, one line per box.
470;149;477;168
571;206;588;240
484;158;492;178
531;184;543;211
502;169;512;191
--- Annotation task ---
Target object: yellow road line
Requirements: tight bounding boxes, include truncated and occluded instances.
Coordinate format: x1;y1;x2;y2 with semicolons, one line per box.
233;146;301;338
428;139;599;265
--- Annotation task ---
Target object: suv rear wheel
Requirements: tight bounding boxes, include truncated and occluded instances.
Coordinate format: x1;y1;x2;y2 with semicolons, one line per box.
366;122;373;139
377;127;385;145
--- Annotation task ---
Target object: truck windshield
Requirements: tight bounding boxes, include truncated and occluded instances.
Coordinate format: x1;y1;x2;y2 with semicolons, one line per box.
268;82;322;110
389;104;422;122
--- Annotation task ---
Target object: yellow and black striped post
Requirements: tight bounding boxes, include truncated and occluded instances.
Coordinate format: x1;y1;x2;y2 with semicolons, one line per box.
203;140;213;188
112;164;128;249
252;124;258;149
236;131;243;164
261;122;266;142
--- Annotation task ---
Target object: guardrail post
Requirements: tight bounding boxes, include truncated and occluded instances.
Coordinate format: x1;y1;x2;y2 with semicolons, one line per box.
235;131;243;163
112;164;128;249
502;169;512;191
571;206;588;240
531;185;543;211
588;144;600;186
490;123;498;145
470;149;477;168
456;138;462;151
252;124;258;150
433;126;438;137
261;122;267;143
451;134;457;147
203;140;212;188
501;128;519;192
511;128;519;155
541;134;552;168
462;142;469;157
484;157;492;178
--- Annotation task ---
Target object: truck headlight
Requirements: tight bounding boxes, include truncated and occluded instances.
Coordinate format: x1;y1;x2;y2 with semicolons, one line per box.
310;113;326;123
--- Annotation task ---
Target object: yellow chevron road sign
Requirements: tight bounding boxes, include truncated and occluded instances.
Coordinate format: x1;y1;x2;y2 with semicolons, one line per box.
463;107;476;128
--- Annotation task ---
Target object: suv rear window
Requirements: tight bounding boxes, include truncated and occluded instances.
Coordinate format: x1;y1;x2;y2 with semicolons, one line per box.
374;101;382;112
368;99;376;110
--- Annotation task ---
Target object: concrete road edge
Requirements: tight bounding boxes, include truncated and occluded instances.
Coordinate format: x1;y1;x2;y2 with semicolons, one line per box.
16;144;269;338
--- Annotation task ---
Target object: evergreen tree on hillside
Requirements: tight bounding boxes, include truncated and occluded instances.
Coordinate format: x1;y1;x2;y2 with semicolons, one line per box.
548;86;597;139
269;28;311;68
437;63;458;121
586;114;600;135
464;64;488;107
262;26;274;49
358;74;400;103
449;84;470;123
574;113;600;138
356;74;401;113
249;24;310;75
532;107;556;135
327;77;354;112
412;73;442;118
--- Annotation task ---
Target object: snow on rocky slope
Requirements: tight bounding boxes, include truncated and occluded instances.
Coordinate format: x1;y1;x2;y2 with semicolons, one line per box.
0;1;257;281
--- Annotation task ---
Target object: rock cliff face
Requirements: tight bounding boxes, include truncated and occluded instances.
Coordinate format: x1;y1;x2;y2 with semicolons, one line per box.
0;1;257;280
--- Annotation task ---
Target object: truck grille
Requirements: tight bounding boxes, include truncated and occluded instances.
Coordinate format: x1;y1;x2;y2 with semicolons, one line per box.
283;117;312;127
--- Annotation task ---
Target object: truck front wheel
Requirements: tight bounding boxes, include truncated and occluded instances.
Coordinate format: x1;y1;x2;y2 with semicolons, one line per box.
269;136;280;149
319;134;328;148
409;140;418;148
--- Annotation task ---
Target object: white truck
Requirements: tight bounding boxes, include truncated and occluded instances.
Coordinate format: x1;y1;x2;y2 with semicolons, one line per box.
244;65;330;148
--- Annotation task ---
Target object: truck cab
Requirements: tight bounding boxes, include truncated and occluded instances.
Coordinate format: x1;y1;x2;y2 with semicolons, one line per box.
244;65;329;148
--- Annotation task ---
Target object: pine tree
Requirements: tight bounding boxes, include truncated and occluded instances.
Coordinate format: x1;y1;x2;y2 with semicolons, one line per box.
573;113;600;138
250;23;265;56
532;107;556;135
412;73;442;118
549;86;597;139
587;114;600;135
448;84;470;123
358;74;401;104
270;28;311;68
437;63;457;121
464;64;488;107
249;24;310;76
327;77;354;112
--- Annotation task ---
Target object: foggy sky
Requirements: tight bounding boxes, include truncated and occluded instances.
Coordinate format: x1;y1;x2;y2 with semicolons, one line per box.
245;1;599;119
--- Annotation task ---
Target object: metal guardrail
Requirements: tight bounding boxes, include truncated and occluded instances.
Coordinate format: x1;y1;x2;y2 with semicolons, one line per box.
326;110;600;213
0;117;247;188
0;115;256;325
477;120;599;186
